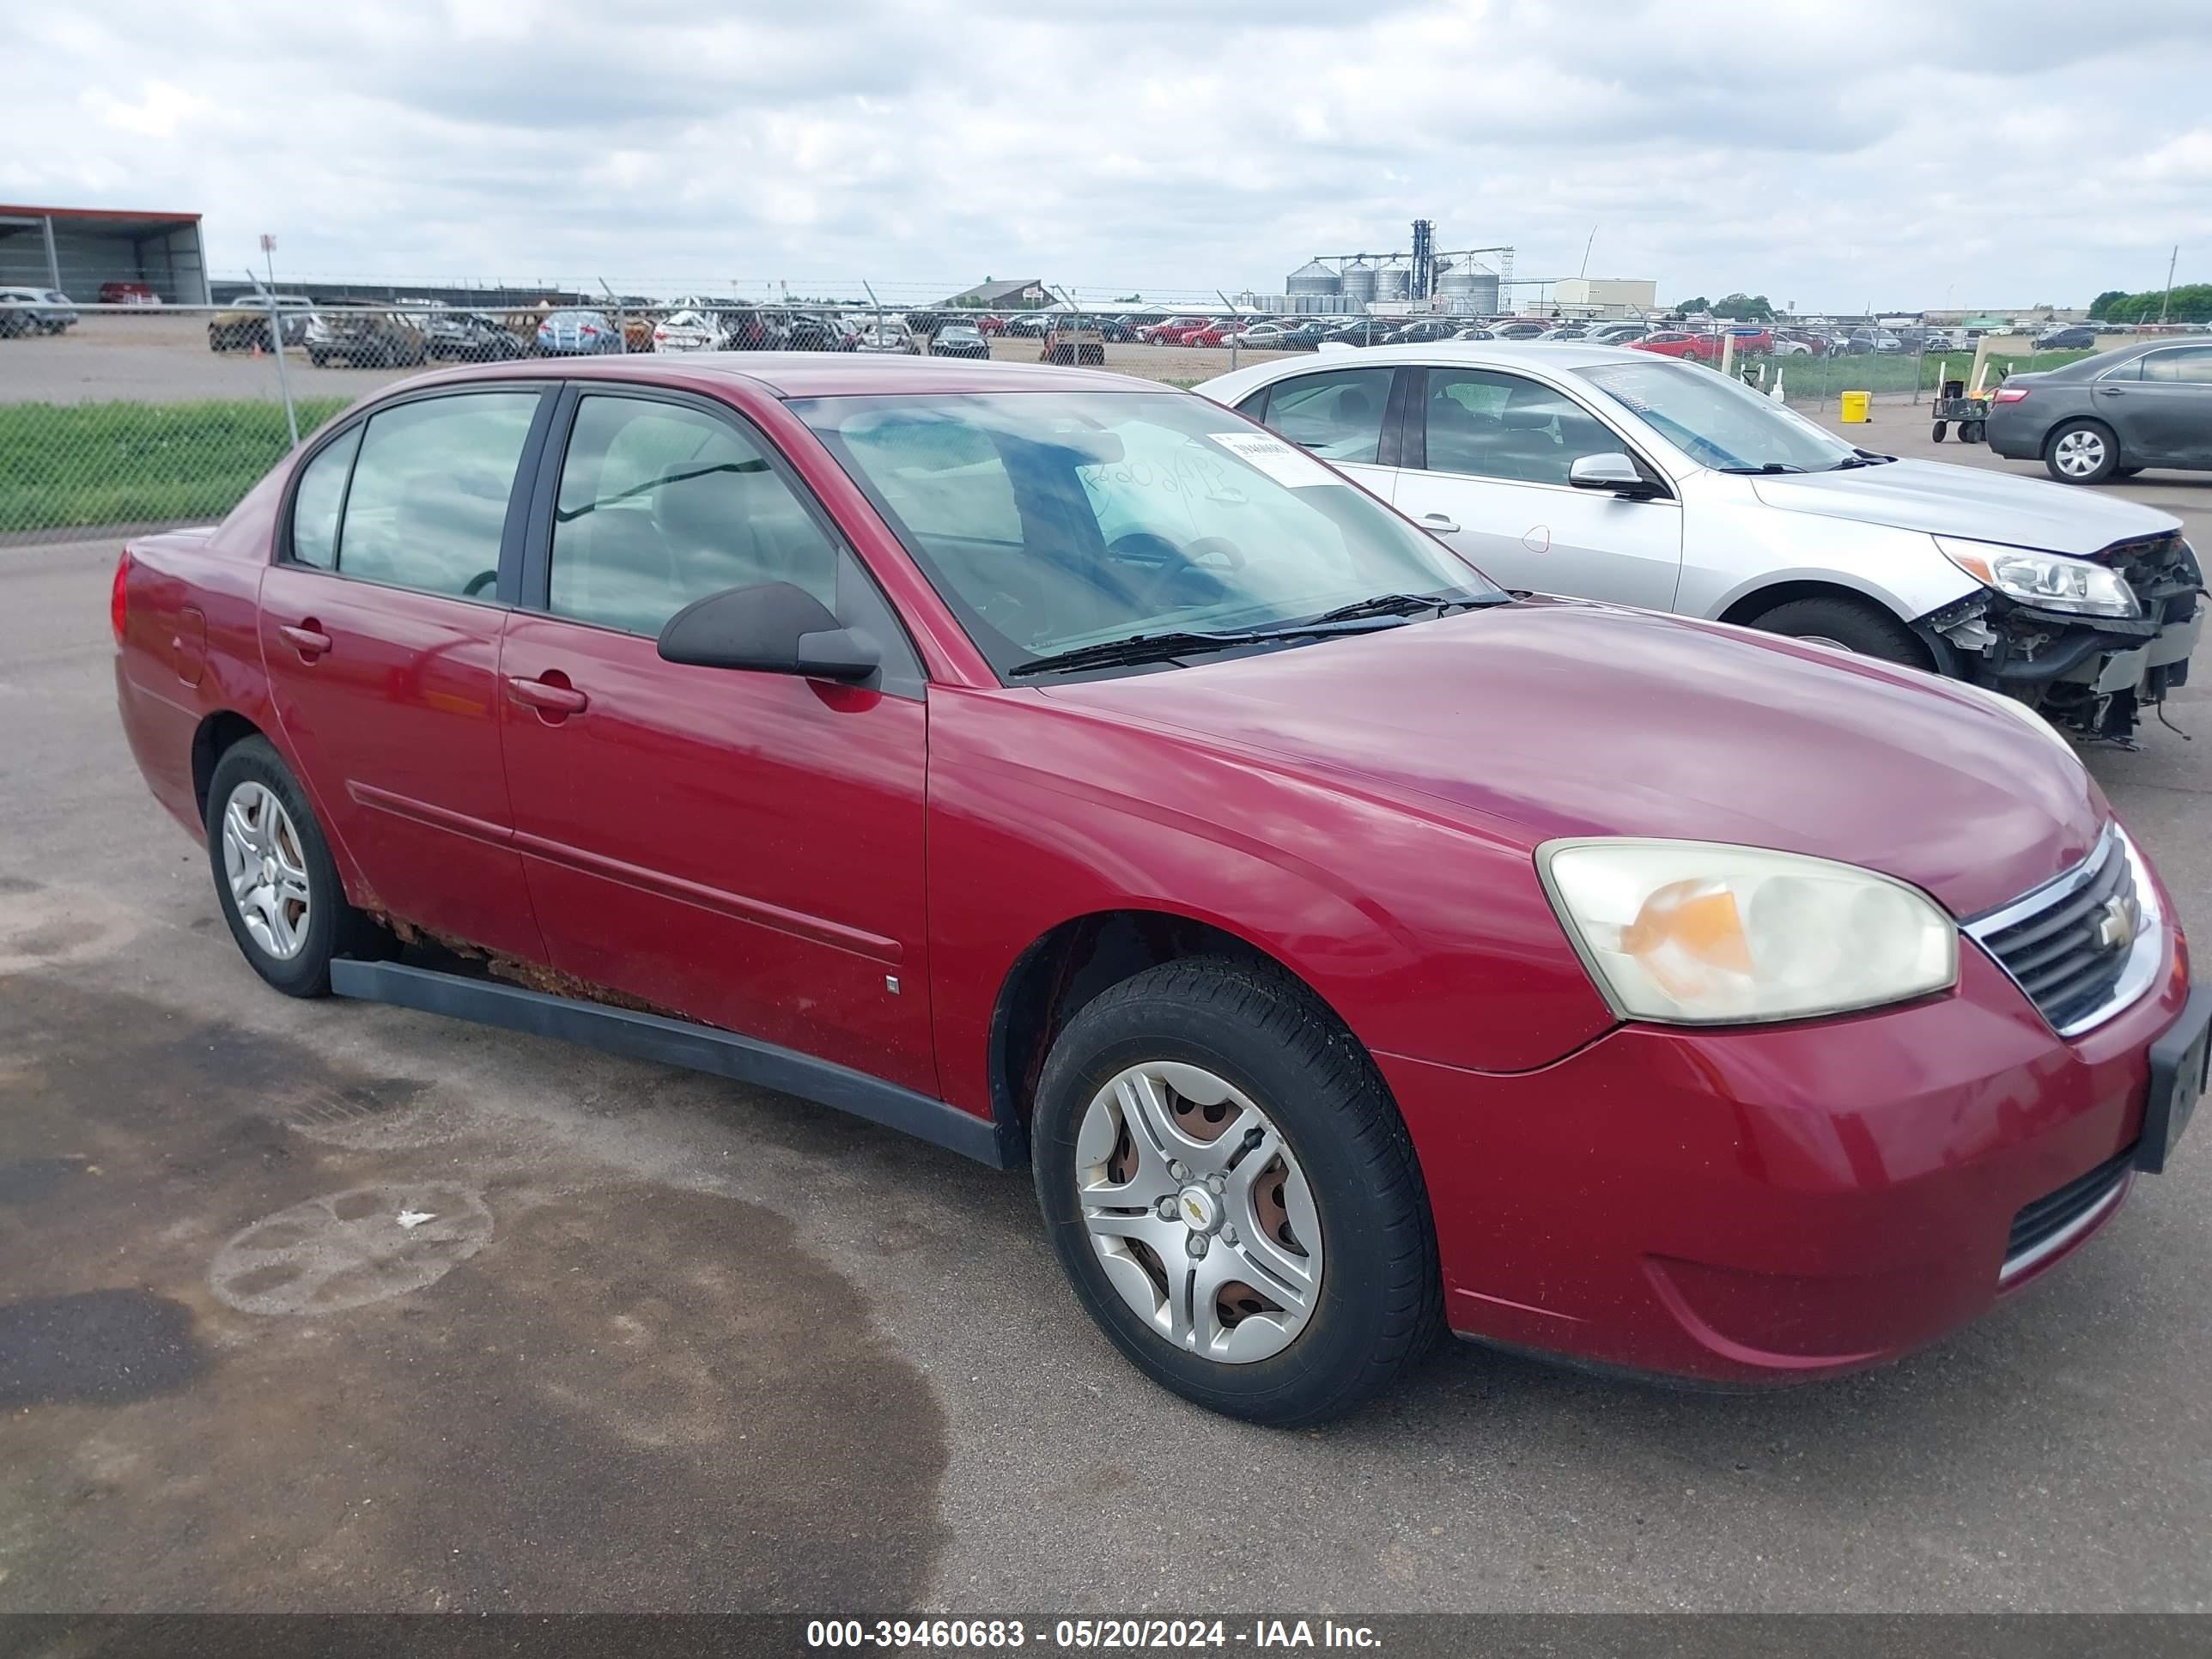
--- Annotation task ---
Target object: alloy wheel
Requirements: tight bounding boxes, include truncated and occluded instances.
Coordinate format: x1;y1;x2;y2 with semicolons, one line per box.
1075;1061;1322;1364
221;781;313;960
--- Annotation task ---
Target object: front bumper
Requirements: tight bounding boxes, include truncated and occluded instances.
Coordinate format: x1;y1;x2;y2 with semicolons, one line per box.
1382;927;2195;1385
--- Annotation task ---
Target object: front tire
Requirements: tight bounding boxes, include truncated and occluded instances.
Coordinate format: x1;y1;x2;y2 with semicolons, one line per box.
1031;958;1442;1426
206;738;376;997
2045;419;2118;484
1751;594;1926;666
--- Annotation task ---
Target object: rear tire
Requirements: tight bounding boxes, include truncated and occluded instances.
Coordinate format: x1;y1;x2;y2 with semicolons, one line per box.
2045;419;2118;484
205;738;379;998
1750;594;1926;667
1031;958;1443;1426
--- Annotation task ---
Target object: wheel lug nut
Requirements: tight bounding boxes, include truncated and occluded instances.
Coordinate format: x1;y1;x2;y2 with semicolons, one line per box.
1187;1234;1209;1258
1220;1224;1237;1246
1206;1173;1226;1195
1168;1160;1190;1182
1156;1195;1178;1219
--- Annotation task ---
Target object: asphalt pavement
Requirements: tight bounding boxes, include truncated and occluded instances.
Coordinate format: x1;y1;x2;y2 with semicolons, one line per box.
0;440;2208;1613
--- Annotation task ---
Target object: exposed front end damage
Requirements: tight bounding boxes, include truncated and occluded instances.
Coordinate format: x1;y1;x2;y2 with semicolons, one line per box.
1917;533;2204;744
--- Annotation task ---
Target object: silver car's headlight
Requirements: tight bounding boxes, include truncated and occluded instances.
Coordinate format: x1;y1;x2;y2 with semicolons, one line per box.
1936;536;2139;617
1539;840;1958;1025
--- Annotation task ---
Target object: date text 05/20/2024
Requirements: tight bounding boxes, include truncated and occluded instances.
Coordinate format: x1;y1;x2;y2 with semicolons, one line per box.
805;1619;1382;1650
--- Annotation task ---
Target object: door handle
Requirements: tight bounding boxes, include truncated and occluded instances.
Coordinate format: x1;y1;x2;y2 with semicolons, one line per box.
1419;513;1462;534
506;675;589;717
2095;386;2126;396
278;622;331;659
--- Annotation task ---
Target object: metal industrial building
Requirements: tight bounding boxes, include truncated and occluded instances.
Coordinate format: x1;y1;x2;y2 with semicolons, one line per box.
0;204;209;303
1550;277;1657;317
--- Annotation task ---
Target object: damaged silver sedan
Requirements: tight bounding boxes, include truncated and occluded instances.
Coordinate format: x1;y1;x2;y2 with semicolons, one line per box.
1199;343;2203;744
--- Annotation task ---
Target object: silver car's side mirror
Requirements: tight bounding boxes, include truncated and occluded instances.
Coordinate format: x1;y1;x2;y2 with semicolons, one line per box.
1569;453;1664;499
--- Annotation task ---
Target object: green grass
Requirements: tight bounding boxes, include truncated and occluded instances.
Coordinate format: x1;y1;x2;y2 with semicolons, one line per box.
0;398;349;535
1773;348;2096;405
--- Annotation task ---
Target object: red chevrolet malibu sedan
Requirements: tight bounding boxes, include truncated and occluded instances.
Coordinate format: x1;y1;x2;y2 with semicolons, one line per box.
113;355;2207;1424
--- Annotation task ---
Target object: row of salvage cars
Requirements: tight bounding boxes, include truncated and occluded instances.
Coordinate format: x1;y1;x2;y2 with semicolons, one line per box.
208;297;592;365
112;343;2205;1426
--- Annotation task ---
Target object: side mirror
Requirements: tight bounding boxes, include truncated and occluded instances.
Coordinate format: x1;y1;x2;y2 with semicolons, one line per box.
656;581;880;684
1569;453;1665;499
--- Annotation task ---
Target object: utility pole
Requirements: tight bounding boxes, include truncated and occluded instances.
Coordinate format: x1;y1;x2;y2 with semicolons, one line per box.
1577;225;1596;280
2158;245;2179;323
257;238;299;448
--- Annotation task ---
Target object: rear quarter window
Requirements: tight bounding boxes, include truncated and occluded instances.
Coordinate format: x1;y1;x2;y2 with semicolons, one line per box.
288;427;362;570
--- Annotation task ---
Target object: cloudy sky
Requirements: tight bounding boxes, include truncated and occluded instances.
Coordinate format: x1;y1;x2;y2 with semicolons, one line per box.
9;0;2209;310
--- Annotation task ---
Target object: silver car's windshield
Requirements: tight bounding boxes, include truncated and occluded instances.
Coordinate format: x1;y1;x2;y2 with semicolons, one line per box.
1577;360;1861;472
799;391;1504;677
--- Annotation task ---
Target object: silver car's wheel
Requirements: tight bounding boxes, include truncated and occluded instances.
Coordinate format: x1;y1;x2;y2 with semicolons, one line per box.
1076;1060;1322;1364
220;781;313;961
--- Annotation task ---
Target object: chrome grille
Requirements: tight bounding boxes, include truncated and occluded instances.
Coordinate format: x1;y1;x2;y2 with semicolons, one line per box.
1966;827;2160;1036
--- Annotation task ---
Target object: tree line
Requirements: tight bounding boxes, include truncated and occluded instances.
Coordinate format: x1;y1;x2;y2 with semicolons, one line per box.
2088;283;2210;323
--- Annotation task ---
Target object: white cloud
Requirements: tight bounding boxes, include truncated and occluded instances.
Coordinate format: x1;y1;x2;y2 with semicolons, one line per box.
81;80;210;141
3;0;2208;308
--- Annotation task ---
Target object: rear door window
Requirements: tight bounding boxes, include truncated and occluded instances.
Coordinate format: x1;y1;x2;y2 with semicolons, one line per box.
335;392;539;599
1255;367;1395;463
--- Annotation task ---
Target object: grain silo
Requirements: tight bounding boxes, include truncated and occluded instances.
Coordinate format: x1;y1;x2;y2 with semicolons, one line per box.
1285;258;1342;315
1437;260;1500;316
1371;260;1410;303
1339;261;1377;307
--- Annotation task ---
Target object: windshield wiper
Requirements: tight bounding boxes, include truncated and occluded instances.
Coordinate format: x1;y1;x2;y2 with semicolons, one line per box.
1826;448;1898;470
1297;591;1500;625
1007;617;1410;678
1716;462;1808;474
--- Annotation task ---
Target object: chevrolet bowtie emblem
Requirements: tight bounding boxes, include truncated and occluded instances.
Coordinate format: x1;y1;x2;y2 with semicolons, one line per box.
2095;895;2138;953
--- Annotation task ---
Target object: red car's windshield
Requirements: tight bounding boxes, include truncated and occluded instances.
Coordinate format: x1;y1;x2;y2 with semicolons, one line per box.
797;391;1502;678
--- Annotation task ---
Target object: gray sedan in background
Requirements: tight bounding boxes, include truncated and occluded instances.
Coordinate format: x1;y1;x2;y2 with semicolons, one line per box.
1990;339;2212;484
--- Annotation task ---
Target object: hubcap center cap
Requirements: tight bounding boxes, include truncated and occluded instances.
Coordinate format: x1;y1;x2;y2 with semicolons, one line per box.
1177;1185;1220;1234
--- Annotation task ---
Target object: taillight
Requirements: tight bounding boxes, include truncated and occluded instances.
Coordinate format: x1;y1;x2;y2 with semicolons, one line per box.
1992;386;2031;403
581;325;599;337
110;549;131;643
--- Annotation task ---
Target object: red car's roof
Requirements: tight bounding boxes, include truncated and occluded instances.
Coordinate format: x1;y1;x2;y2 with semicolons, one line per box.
397;352;1164;401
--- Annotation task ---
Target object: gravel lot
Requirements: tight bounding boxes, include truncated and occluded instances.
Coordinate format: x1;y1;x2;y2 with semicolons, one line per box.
0;404;2207;1615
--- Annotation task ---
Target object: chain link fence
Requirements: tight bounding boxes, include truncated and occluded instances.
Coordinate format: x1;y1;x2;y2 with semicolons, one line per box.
1;287;1327;542
2;283;2149;542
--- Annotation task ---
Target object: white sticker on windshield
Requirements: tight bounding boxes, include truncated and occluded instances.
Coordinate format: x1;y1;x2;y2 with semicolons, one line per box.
1206;430;1339;488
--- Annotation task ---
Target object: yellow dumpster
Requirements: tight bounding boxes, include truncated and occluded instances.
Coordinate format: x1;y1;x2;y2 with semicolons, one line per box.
1839;390;1871;423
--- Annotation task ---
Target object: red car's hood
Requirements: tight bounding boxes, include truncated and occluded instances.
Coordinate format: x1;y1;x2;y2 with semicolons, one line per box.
1042;599;2105;919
